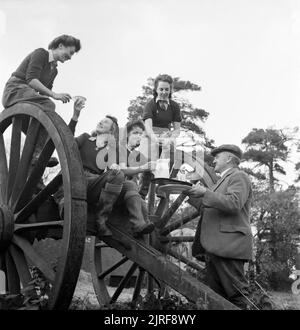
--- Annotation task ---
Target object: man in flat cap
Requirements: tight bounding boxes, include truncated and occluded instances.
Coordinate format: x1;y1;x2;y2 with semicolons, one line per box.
186;144;253;309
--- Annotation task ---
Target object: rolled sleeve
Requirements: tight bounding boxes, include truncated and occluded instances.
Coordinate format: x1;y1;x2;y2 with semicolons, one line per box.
142;100;154;121
172;101;182;122
26;49;47;83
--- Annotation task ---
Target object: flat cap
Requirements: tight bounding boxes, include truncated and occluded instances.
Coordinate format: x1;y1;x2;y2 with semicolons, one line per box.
211;144;243;159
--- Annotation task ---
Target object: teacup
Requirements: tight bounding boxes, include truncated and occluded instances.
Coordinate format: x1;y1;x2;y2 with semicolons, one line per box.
72;95;87;105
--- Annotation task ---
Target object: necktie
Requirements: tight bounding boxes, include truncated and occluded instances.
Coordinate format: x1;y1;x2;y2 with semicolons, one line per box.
159;100;168;110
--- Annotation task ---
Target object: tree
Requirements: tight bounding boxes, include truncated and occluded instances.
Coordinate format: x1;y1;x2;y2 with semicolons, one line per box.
296;162;300;182
241;127;300;290
242;128;298;192
127;77;214;149
251;186;300;290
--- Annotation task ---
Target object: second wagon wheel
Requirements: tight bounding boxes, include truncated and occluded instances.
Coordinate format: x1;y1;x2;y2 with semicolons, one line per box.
0;102;87;309
87;148;227;309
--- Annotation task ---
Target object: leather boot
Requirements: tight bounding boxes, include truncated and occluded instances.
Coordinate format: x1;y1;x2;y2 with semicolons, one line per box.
124;192;155;237
30;127;58;172
96;183;123;237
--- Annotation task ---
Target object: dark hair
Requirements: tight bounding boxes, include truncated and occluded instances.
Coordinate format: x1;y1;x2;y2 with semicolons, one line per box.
48;35;81;52
153;74;173;99
121;120;145;144
126;120;145;136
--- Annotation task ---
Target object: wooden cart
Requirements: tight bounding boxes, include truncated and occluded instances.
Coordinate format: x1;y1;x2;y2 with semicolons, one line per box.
0;102;238;310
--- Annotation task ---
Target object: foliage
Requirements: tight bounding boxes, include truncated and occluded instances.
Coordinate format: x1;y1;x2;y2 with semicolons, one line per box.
250;185;300;290
0;266;51;310
106;290;199;310
241;127;300;290
296;162;300;182
242;127;298;191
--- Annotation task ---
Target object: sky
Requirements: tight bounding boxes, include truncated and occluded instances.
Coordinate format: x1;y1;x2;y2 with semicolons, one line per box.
0;0;299;184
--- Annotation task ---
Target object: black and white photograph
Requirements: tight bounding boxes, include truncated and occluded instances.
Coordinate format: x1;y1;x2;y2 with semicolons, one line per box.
0;0;299;313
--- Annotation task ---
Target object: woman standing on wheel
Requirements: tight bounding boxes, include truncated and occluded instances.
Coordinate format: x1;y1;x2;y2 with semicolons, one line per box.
140;74;182;187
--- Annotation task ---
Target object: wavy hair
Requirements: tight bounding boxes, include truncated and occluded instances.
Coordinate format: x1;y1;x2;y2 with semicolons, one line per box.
91;115;119;163
153;74;173;99
48;35;81;52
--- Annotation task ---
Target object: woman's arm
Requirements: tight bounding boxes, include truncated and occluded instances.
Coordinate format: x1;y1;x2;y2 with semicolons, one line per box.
171;122;181;138
120;161;156;176
68;99;85;135
144;118;158;142
28;79;71;103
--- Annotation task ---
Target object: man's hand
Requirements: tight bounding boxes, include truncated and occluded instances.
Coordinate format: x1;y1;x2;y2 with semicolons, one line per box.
185;181;207;198
72;98;85;121
141;161;156;172
52;92;72;103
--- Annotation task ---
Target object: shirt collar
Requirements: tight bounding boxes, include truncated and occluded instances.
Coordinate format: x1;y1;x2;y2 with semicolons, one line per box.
156;98;170;105
48;50;55;63
220;167;233;178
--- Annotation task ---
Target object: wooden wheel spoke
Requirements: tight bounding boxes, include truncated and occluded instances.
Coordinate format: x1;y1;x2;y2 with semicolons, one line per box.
0;253;5;271
15;174;62;223
5;251;21;294
148;183;156;215
98;256;129;280
166;247;205;272
156;193;186;229
147;271;161;289
0;134;8;204
7;117;22;202
160;210;199;236
154;197;169;217
9;244;33;288
12;235;55;283
132;267;145;305
14;221;63;232
10;118;41;207
110;262;138;304
13;139;55;213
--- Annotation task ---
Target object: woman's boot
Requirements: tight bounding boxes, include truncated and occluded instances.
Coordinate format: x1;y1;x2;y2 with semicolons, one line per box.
96;182;123;237
124;191;155;237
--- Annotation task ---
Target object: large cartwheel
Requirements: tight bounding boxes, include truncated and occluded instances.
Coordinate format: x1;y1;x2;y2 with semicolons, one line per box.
87;146;240;310
0;103;239;310
0;102;87;309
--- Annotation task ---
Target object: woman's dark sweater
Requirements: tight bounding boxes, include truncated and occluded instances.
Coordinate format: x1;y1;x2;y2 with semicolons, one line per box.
12;48;58;90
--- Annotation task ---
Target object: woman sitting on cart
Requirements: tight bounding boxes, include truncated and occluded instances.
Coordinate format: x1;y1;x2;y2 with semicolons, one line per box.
66;100;155;238
142;74;182;170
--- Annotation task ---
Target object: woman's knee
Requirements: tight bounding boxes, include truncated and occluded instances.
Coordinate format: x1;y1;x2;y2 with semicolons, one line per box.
106;169;125;185
44;98;56;111
122;180;138;193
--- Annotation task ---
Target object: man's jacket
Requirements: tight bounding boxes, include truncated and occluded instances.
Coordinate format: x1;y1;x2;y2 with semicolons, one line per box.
199;167;253;260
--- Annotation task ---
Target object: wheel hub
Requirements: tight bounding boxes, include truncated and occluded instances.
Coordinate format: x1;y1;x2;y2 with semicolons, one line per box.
0;205;14;252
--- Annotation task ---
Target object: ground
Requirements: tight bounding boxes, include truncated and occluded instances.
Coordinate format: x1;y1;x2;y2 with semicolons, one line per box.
70;270;300;310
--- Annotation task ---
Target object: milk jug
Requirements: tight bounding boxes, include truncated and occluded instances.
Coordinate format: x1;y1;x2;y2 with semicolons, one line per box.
154;158;170;178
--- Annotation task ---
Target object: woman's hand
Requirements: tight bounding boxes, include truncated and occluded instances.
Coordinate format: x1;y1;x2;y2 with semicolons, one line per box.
141;161;156;172
160;137;172;147
72;99;85;121
109;163;121;171
150;134;158;144
52;92;72;103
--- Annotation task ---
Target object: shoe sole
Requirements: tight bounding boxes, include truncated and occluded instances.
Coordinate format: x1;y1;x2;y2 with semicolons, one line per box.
133;224;155;237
